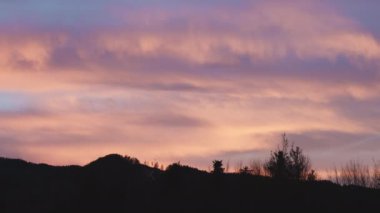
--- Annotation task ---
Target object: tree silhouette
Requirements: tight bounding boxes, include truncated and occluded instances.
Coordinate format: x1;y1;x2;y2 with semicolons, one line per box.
265;133;312;180
289;145;311;180
265;134;291;179
265;151;290;179
212;160;224;175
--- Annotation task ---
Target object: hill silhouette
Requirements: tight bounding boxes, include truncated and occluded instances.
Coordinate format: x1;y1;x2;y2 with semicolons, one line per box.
1;154;380;212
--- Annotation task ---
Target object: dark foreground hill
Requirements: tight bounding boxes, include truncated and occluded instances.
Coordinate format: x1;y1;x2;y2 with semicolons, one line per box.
1;154;379;212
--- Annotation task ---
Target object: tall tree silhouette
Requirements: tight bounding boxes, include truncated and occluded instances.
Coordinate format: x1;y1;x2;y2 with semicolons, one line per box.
289;145;310;180
265;134;291;179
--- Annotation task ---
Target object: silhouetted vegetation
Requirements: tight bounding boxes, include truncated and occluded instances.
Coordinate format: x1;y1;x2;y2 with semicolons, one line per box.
212;160;224;175
1;136;380;212
264;134;313;180
328;160;380;189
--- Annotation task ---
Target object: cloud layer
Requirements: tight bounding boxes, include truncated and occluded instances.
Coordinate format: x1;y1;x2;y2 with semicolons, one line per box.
1;0;380;170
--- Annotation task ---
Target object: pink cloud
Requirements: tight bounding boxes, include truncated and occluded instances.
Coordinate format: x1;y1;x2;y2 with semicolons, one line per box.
1;0;380;171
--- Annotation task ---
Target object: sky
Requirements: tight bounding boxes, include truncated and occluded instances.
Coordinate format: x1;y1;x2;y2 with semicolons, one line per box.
1;0;380;171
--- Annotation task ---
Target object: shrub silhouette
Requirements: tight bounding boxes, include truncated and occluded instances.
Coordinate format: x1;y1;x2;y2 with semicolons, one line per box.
239;166;250;175
331;160;372;187
373;161;380;189
249;160;264;176
307;170;317;181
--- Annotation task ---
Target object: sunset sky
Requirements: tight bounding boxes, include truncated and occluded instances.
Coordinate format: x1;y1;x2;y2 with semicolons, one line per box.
1;0;380;171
